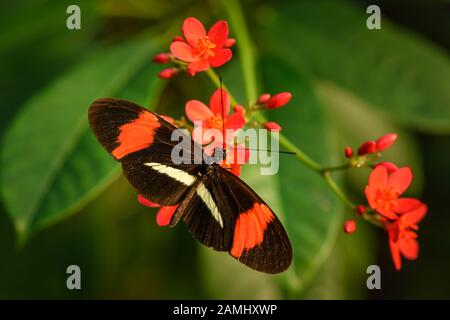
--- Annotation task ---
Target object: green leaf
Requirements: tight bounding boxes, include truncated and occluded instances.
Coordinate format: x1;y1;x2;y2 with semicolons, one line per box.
0;39;164;242
316;81;424;195
257;0;450;133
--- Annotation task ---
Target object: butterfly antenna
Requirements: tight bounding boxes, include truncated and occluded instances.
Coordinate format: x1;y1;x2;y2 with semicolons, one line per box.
245;148;297;155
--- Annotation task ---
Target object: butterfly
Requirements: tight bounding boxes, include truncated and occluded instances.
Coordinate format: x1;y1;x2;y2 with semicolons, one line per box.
88;98;292;273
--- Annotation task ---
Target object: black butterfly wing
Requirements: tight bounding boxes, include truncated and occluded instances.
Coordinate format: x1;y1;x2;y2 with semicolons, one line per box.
88;98;203;206
179;165;293;274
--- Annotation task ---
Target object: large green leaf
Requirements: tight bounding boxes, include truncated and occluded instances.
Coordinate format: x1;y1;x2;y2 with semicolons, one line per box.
0;39;164;242
257;0;450;133
200;58;343;296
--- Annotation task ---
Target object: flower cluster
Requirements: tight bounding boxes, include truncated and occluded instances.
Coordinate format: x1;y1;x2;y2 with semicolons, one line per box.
153;17;235;78
342;133;427;270
140;17;292;227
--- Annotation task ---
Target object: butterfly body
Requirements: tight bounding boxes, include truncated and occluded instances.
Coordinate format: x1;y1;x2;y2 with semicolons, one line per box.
88;98;292;273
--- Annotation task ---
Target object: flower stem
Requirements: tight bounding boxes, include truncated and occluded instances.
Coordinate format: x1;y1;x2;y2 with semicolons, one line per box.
322;171;355;209
220;0;258;104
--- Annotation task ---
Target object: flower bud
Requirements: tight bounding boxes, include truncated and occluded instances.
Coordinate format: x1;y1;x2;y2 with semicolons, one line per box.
257;93;271;104
153;53;171;64
265;92;292;109
358;140;376;155
376;133;397;152
158;68;179;79
225;38;236;48
234;104;245;115
343;220;357;234
173;36;184;42
356;205;366;216
375;161;398;174
263;121;282;132
344;146;353;158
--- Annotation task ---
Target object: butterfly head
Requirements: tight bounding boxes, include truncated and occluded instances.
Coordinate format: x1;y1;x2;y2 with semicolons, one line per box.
212;147;227;163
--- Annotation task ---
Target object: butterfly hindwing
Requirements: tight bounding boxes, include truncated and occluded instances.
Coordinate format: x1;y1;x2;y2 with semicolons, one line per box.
88;98;202;206
180;166;292;273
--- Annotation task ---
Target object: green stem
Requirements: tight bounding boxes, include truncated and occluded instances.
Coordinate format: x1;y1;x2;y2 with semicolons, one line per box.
221;0;258;104
323;172;355;209
321;163;351;173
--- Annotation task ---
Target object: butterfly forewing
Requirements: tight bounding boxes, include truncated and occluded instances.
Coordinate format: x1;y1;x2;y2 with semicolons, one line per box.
88;98;202;206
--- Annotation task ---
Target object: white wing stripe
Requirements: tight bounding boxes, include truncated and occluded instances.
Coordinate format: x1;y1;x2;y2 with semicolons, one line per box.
144;162;196;186
196;183;223;228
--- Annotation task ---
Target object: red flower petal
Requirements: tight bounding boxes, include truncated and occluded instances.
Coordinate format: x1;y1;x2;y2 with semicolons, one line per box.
192;125;214;145
399;235;419;260
395;198;423;214
374;161;398;174
207;20;229;48
182;17;206;47
209;89;230;116
185;99;213;122
376;205;399;220
263;121;282;132
224;112;246;131
401;204;427;226
228;165;242;177
225;38;236;48
137;194;161;208
389;237;402;270
369;165;388;188
365;186;377;209
156;205;178;227
387;167;413;195
209;48;232;68
188;59;210;72
170;41;196;62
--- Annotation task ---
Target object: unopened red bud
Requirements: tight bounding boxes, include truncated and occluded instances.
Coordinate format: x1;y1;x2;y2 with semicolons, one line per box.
257;93;271;104
376;133;397;152
225;38;236;47
356;205;366;215
343;220;357;234
173;36;184;42
375;161;398;174
345;147;353;158
358;140;376;155
153;53;171;64
265;92;292;109
234;104;245;114
264;121;282;132
158;68;179;79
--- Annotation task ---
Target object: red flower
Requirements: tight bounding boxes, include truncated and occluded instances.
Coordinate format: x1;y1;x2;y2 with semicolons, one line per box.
386;203;427;270
365;166;420;220
153;52;171;64
137;195;178;227
170;17;232;73
344;146;353;158
185;89;245;148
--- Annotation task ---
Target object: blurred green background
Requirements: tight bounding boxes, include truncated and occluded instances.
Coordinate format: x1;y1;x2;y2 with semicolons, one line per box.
0;0;449;299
